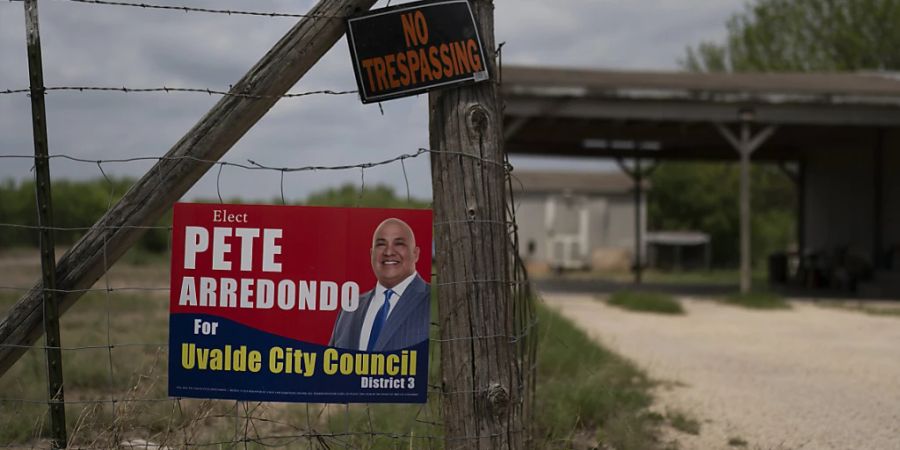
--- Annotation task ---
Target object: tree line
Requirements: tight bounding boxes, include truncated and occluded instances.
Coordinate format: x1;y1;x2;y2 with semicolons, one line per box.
0;178;429;254
648;163;796;266
650;0;899;267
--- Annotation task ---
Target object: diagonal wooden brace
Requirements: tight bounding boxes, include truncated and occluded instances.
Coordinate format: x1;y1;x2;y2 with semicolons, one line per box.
0;0;378;378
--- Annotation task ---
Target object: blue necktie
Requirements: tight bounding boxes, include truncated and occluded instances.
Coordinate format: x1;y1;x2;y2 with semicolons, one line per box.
366;289;394;351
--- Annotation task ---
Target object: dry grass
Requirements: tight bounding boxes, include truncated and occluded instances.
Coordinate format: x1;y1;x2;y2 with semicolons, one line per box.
0;256;341;448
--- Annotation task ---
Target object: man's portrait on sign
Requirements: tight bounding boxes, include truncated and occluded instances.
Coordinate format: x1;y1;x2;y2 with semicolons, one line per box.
329;218;430;352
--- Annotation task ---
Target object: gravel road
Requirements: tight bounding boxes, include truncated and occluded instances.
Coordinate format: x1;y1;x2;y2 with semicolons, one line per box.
544;293;900;450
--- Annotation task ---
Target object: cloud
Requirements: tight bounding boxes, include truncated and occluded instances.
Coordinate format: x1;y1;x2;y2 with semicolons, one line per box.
0;0;743;202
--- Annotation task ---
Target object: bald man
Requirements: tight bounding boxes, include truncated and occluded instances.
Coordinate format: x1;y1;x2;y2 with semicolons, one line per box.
329;218;431;352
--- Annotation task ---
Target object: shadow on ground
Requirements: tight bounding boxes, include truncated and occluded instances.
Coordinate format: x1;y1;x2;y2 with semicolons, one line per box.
534;278;737;297
534;277;900;302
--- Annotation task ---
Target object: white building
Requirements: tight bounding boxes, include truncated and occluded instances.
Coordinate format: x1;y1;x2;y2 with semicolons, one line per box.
512;171;647;272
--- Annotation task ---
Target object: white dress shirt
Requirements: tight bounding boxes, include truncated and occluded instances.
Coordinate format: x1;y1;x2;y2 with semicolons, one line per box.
357;272;417;351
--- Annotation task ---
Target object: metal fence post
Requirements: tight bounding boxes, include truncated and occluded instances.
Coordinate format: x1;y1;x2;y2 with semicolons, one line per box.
23;0;68;447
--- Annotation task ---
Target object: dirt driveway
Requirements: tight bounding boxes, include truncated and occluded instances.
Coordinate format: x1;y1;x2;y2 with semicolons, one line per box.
544;293;900;450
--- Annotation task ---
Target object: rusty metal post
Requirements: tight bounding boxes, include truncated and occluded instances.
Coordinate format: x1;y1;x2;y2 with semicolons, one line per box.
616;153;656;285
634;157;643;284
23;0;67;447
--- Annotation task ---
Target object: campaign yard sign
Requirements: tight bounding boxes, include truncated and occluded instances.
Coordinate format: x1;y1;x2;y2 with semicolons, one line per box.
168;203;433;403
346;0;489;103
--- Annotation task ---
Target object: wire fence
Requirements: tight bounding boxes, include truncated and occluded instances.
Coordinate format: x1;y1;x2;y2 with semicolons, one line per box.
0;1;536;448
17;0;350;19
0;150;535;449
7;0;344;19
1;86;357;99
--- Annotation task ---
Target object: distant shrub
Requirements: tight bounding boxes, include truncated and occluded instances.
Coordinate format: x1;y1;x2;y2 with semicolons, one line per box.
606;291;685;315
723;291;791;309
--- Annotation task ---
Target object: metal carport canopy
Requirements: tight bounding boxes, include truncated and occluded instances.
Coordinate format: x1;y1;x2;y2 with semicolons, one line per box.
500;66;900;161
500;65;900;294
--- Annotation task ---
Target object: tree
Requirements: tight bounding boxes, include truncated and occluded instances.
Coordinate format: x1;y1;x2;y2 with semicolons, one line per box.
304;183;430;209
682;0;900;72
648;162;795;266
651;0;898;268
0;177;171;254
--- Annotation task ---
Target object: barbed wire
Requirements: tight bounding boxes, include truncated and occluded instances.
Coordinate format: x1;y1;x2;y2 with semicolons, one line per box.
0;219;517;232
0;318;536;352
0;147;513;173
0;285;169;293
0;342;165;350
0;223;171;231
0;148;425;170
0;86;357;99
6;0;346;20
1;381;513;405
0;279;527;293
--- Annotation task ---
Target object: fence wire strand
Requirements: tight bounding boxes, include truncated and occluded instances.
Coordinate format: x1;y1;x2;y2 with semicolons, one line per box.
1;86;357;99
7;0;346;20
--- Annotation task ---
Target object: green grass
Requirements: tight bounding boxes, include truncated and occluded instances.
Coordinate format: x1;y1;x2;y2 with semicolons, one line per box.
666;408;700;435
722;290;791;309
326;302;667;449
862;308;900;317
535;305;666;449
642;268;766;286
547;267;768;287
606;291;685;315
816;301;900;318
119;246;171;266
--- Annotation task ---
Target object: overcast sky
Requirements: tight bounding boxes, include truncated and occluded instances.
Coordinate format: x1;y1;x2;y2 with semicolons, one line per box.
0;0;745;203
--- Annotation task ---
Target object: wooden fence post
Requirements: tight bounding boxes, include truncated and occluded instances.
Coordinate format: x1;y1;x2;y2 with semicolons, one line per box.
430;0;525;447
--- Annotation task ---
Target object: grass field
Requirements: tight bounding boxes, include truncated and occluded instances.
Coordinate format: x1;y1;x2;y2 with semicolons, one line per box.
606;291;685;315
533;304;671;449
722;290;791;309
540;267;769;287
815;300;900;318
0;254;667;449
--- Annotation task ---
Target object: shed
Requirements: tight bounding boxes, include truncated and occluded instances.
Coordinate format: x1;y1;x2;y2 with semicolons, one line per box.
512;171;648;272
502;66;900;295
645;231;711;271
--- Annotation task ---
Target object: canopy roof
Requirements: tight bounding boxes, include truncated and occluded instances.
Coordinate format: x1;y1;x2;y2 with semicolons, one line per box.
501;66;900;161
512;170;648;195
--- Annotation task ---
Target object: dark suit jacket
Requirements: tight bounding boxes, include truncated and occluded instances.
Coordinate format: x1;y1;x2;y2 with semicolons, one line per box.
328;274;430;351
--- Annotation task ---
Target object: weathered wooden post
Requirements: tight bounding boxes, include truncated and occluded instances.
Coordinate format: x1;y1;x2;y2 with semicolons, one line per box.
430;0;525;447
716;121;776;294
